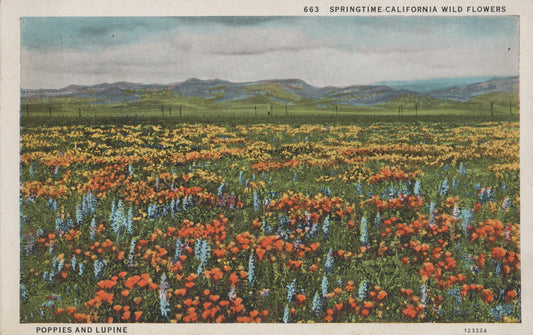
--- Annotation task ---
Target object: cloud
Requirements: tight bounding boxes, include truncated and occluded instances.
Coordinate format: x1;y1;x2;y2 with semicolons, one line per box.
21;20;519;89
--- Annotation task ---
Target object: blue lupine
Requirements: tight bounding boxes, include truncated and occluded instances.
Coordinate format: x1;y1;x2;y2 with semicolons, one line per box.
321;276;329;298
420;285;427;308
494;261;502;279
312;291;323;315
195;239;210;263
55;217;64;234
308;222;319;239
414;180;422;196
322;216;330;239
355;182;363;197
126;207;133;235
81;191;97;219
263;221;273;235
324;249;334;275
461;209;474;235
501;198;512;212
110;200;116;223
128;239;136;268
148;203;156;219
358;280;369;300
217;182;226;197
429;202;436;227
490;303;514;320
110;200;123;242
94;259;107;281
185;195;194;210
459;163;466;177
21;284;28;301
228;285;236;301
287;279;297;303
159;274;170;320
517;289;521;322
360;217;368;246
488;188;495;202
388;185;396;199
452;177;459;191
438;179;449;196
57;259;65;274
76;206;84;226
248;252;255;287
453;205;460;220
47;198;59;211
253;191;260;212
170;199;176;217
381;188;388;200
447;287;462;315
173;238;183;264
283;305;290;323
90;218;96;241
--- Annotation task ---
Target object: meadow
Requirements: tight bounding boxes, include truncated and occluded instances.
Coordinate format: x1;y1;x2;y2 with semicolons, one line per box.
19;114;520;323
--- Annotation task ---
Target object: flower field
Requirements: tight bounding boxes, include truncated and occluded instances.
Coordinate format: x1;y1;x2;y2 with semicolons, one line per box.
19;120;520;323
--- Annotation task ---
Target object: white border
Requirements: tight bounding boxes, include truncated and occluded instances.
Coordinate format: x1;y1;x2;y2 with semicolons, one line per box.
1;1;532;335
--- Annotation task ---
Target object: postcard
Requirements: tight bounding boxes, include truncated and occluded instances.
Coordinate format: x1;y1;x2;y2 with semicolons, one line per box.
1;0;532;335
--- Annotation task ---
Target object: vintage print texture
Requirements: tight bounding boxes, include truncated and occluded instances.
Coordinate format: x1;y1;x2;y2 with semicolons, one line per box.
19;16;520;323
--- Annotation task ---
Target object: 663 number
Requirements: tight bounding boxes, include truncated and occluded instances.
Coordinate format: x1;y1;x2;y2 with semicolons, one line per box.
304;6;319;13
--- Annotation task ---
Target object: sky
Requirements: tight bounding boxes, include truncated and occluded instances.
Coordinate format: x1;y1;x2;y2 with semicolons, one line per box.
20;16;519;89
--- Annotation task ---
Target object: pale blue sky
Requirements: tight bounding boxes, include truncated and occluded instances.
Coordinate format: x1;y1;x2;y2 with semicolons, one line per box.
21;16;519;89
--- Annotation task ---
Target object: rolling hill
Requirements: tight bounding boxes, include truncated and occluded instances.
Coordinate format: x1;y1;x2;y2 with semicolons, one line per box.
21;76;518;111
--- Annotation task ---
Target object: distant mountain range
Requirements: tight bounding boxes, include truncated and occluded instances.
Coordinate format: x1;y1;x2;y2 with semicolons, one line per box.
21;76;518;107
